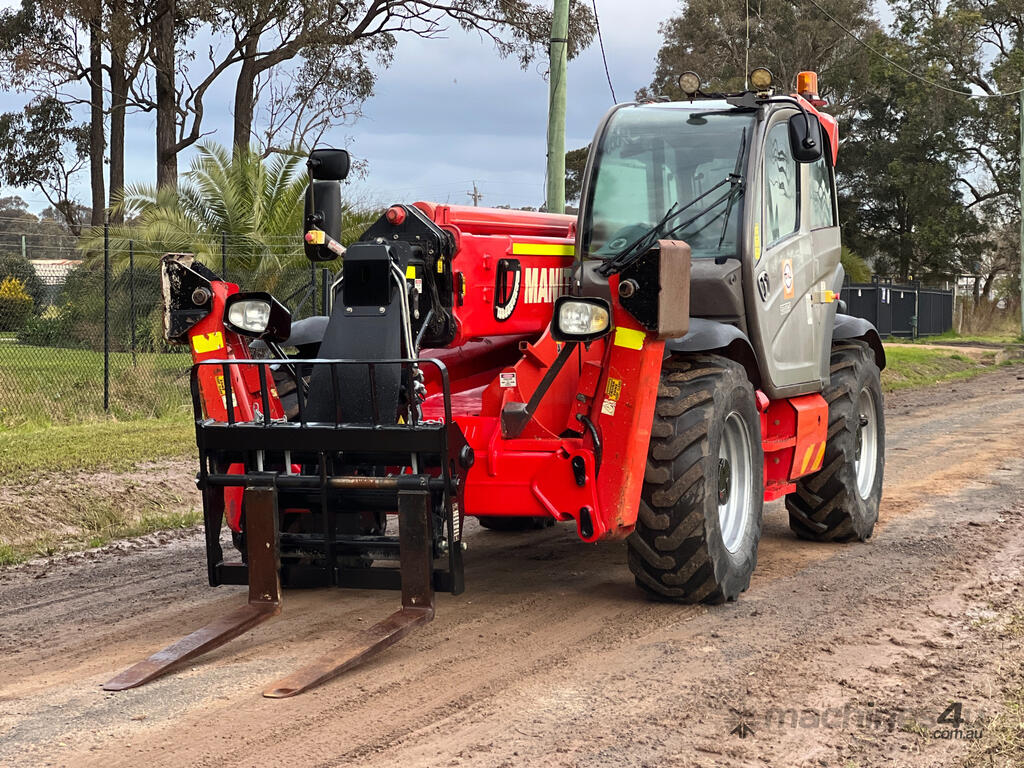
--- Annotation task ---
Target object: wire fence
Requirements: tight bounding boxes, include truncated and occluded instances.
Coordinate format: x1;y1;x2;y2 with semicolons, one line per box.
0;226;333;428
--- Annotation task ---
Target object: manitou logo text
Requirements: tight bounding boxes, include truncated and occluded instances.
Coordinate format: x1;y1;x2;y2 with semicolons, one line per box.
524;267;572;305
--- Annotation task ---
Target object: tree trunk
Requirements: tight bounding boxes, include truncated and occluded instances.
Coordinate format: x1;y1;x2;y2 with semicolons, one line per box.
153;0;177;190
109;46;127;224
232;39;259;151
88;18;106;226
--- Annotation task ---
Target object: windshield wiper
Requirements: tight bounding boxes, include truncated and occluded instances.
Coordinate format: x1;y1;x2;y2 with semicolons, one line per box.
597;138;748;276
598;176;744;276
598;176;732;276
717;127;747;249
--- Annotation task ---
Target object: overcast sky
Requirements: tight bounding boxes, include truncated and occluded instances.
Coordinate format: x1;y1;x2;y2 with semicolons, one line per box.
0;1;676;213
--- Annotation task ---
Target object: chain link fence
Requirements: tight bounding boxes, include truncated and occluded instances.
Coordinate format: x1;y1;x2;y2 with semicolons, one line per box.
0;229;331;428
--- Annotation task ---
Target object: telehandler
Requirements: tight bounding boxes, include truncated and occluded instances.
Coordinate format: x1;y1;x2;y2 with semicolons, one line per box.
106;68;885;698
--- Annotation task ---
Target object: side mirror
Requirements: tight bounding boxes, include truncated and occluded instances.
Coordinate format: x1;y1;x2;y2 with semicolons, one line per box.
789;112;823;163
551;296;612;343
223;292;292;343
307;148;350;181
304;180;342;262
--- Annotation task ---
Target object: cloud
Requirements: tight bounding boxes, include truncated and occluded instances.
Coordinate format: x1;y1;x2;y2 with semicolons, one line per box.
1;0;673;212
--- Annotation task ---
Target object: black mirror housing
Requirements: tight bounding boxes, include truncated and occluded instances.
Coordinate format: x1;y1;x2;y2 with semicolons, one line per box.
307;148;350;181
223;291;292;343
789;112;824;163
304;180;343;262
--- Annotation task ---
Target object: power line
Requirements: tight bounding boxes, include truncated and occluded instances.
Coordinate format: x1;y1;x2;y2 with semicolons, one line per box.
591;0;617;103
802;0;1024;98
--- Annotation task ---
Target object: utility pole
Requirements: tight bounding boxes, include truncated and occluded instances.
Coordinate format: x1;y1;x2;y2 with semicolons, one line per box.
545;0;570;214
467;181;483;207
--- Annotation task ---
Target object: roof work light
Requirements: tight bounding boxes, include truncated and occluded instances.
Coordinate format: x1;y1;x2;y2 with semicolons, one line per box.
678;71;702;97
749;67;773;91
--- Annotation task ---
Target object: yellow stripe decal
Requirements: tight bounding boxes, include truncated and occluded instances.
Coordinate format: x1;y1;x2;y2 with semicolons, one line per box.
800;444;815;475
511;242;575;257
812;441;827;471
405;265;417;279
192;331;224;354
613;327;646;351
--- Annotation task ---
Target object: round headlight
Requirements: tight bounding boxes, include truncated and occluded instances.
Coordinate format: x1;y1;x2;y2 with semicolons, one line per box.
678;71;702;96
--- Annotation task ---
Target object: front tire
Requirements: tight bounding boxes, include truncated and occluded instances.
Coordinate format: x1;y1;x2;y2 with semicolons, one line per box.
786;340;884;542
628;355;764;603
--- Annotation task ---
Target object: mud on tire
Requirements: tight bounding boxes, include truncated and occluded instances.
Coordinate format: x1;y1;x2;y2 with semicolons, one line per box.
628;355;764;603
786;340;884;542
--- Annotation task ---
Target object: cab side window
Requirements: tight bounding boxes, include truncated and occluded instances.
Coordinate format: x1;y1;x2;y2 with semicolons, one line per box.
809;153;836;229
764;122;799;244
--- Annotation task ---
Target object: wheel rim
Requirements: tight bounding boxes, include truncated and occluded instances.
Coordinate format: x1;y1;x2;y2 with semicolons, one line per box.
854;387;878;499
719;410;754;554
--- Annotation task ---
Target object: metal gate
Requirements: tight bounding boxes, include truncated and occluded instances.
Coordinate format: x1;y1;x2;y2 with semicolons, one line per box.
839;278;953;338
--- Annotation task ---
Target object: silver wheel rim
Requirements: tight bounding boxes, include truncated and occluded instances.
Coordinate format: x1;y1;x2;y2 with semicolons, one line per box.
718;410;754;554
854;387;878;499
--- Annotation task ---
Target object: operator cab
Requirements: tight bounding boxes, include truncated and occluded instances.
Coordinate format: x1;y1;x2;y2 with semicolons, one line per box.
576;69;843;398
580;100;754;331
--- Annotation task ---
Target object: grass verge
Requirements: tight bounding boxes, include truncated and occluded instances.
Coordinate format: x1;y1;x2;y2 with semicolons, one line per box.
882;345;1021;391
0;507;201;567
0;417;196;479
0;343;192;428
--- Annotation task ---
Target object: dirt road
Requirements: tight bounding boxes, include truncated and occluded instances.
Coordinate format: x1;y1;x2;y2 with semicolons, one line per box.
2;366;1024;767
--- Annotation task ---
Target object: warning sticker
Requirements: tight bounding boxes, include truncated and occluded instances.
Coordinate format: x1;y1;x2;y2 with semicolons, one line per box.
605;377;623;401
499;372;517;388
781;259;795;299
753;222;761;263
779;301;792;316
601;398;617;416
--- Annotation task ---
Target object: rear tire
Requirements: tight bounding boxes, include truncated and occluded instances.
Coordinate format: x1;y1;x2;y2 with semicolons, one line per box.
477;516;555;532
786;340;884;542
628;355;764;603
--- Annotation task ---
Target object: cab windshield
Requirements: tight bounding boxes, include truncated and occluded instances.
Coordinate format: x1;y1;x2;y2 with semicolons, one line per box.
582;106;755;261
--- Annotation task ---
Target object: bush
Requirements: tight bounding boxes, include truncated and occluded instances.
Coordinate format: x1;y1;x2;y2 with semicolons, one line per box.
18;305;73;346
841;246;873;283
0;253;46;310
0;276;33;331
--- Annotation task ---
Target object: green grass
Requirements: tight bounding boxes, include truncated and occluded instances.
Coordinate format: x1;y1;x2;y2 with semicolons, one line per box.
881;345;1015;391
0;342;192;428
0;417;196;479
909;330;1024;345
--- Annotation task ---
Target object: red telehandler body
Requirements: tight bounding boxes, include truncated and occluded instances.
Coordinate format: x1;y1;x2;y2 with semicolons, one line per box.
106;72;886;698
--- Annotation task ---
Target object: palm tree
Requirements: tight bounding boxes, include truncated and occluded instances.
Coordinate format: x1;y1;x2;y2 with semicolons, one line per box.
81;142;380;292
74;143;382;347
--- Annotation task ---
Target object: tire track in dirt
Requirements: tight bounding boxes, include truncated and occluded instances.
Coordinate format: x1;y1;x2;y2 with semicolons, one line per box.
1;366;1022;767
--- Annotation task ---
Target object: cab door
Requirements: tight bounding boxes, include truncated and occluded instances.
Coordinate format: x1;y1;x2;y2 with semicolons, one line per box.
747;111;832;394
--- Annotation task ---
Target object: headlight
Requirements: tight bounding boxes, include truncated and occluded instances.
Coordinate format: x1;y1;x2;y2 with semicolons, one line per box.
227;299;271;334
551;296;612;342
223;292;292;342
